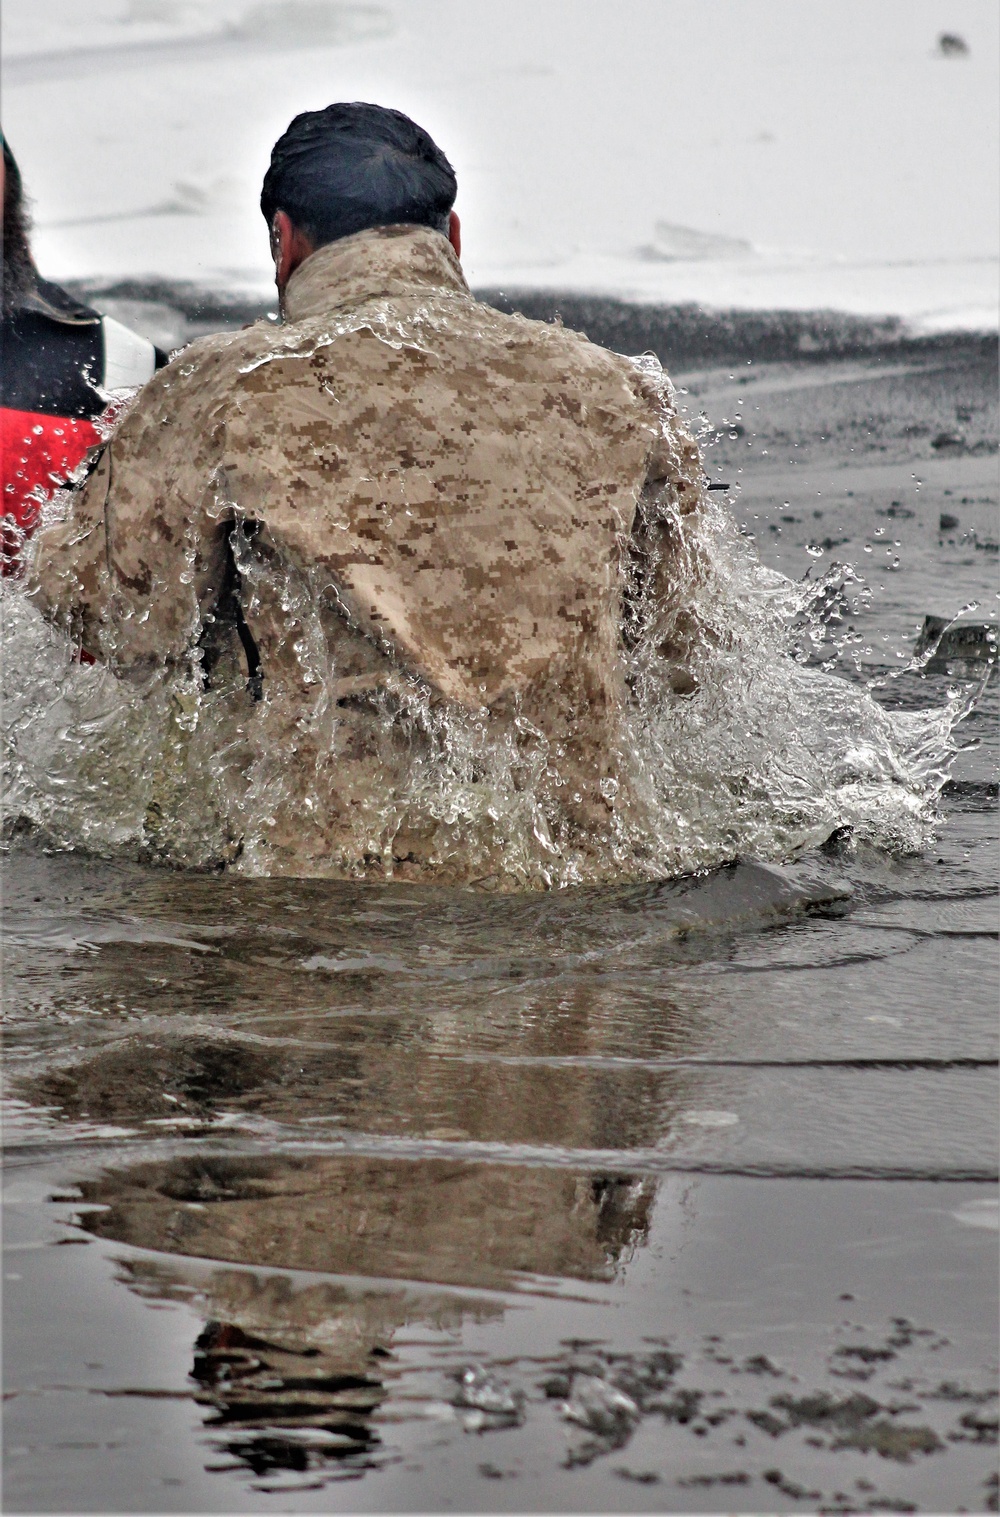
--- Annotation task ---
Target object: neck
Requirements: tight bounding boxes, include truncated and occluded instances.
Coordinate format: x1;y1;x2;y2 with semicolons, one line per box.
281;224;470;324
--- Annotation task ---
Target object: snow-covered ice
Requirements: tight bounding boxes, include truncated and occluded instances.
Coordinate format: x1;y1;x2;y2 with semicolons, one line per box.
3;0;997;330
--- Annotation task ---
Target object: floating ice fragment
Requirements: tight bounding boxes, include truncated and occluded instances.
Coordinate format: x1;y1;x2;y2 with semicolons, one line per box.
562;1374;639;1437
680;1109;740;1127
454;1365;524;1427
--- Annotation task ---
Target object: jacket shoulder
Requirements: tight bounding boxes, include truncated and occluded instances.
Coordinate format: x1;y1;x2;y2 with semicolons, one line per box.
468;296;646;386
158;318;281;375
121;321;285;426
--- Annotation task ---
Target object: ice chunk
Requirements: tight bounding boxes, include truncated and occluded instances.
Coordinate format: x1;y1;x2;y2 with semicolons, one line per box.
562;1373;639;1437
453;1365;524;1427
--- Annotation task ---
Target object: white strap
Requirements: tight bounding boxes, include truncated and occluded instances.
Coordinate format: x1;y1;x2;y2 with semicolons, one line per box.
101;315;157;391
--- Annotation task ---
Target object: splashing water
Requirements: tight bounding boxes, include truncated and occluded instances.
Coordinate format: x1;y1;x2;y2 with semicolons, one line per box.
0;353;968;889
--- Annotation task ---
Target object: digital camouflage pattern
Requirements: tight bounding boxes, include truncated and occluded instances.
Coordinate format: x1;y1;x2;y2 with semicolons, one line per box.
29;225;705;882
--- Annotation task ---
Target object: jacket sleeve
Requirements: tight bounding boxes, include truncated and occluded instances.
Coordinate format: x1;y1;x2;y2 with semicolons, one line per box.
27;447;114;657
29;344;231;668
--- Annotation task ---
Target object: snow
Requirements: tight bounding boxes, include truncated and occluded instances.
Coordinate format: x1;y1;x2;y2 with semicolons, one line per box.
3;0;997;330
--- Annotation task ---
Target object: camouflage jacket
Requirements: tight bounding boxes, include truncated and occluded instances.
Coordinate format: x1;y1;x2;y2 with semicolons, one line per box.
29;225;703;881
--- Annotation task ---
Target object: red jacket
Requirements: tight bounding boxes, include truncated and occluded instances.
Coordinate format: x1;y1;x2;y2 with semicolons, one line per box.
1;278;162;574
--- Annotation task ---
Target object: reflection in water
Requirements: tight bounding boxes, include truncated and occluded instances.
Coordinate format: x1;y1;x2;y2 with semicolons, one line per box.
27;1029;696;1153
15;857;735;1486
15;853;761;1488
121;1258;441;1486
192;1317;384;1483
10;849;994;1498
79;1156;656;1288
19;861;765;1164
21;862;702;1487
83;1153;655;1488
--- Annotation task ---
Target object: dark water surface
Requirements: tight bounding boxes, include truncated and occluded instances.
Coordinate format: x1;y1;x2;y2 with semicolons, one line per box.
3;344;998;1513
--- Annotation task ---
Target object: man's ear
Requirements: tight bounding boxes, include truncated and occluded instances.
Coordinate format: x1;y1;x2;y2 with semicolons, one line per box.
273;210;315;294
447;210;461;259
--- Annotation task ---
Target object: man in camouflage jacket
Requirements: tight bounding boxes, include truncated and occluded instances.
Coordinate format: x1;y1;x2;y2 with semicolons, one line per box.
29;105;705;884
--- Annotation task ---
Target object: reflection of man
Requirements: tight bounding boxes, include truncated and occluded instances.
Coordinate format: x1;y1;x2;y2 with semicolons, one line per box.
80;1155;655;1292
1;137;163;575
83;1152;656;1481
29;103;705;879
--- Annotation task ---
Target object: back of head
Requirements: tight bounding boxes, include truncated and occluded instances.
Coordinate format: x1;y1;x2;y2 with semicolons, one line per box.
260;102;456;249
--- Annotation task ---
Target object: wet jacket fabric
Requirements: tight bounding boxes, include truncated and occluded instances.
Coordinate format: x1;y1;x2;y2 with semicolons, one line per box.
29;225;703;880
1;278;162;574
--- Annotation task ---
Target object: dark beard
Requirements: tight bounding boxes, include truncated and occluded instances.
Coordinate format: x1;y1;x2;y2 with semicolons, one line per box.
2;188;38;316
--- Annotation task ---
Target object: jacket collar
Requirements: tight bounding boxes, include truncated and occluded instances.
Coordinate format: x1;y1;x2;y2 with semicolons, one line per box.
10;276;101;327
282;224;471;323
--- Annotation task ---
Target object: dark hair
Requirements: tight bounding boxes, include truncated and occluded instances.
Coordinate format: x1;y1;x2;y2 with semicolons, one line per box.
260;102;456;249
2;137;38;314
